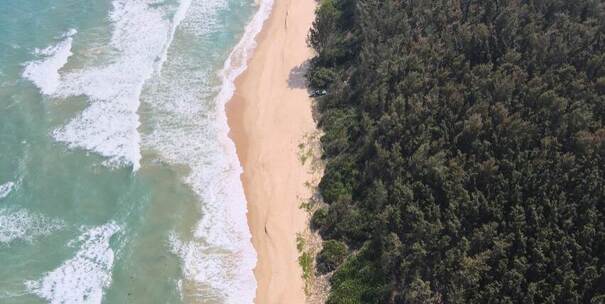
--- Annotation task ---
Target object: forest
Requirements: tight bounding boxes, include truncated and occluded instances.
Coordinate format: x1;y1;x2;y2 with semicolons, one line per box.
306;0;605;303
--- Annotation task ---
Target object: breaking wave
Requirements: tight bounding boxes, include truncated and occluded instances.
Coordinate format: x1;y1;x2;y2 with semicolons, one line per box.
25;222;120;304
22;0;192;170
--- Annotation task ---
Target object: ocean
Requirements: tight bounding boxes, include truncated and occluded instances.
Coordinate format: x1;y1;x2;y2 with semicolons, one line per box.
0;0;271;303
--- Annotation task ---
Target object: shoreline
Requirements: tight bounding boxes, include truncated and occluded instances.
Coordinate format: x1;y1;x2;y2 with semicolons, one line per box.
226;0;318;302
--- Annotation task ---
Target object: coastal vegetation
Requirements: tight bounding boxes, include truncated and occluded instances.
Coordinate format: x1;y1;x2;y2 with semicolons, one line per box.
297;233;315;288
316;240;348;274
306;0;605;303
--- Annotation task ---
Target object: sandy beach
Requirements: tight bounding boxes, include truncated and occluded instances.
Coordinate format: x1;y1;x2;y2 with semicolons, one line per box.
226;0;318;303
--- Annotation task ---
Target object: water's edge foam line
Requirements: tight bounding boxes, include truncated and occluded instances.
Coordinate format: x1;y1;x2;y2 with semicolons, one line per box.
213;0;274;301
140;0;274;302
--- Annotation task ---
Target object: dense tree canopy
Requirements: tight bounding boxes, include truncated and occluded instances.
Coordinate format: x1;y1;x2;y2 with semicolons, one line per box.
306;0;605;303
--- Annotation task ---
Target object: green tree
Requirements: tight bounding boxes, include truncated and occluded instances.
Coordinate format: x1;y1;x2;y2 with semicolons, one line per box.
307;0;605;303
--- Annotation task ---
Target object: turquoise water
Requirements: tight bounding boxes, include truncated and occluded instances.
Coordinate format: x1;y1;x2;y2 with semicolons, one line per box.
0;0;271;303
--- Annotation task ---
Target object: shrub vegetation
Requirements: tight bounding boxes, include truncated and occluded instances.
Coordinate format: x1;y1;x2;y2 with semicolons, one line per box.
317;240;348;274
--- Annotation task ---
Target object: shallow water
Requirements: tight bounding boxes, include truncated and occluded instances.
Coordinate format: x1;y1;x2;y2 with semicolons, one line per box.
0;0;268;303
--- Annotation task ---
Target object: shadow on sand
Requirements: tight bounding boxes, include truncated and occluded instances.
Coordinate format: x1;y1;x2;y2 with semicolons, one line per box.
287;60;310;90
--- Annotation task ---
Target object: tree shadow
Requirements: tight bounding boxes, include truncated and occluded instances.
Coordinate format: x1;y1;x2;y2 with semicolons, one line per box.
288;60;310;90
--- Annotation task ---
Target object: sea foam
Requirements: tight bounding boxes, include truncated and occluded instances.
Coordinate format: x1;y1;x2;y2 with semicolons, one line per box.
0;181;15;199
144;0;273;302
22;30;76;95
25;222;120;304
0;207;64;244
23;0;191;170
